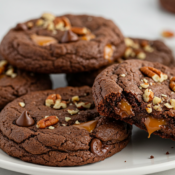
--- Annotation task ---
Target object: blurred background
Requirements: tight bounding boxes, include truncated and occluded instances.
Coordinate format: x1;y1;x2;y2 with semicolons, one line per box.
0;0;175;174
0;0;175;89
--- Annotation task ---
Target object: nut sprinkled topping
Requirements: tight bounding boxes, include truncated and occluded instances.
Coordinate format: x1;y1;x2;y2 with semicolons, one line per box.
6;68;17;78
146;107;152;113
45;94;61;107
164;103;173;109
67;108;79;115
124;38;134;47
153;97;162;105
42;13;55;21
53;101;67;109
143;78;148;83
169;77;175;92
75;102;92;109
153;105;162;111
144;45;154;52
124;48;133;57
65;117;71;122
143;89;154;102
36;116;59;129
140;83;149;88
170;99;175;109
104;44;114;62
72;96;79;102
137;52;146;60
48;126;55;129
36;19;44;26
19;102;25;107
161;94;167;97
0;60;8;68
120;74;126;77
27;22;33;28
75;120;80;124
140;67;167;83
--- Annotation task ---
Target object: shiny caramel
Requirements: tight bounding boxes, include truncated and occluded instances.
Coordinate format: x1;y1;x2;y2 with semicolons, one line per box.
80;33;95;41
73;120;98;132
104;44;113;62
31;34;57;46
144;116;166;138
116;99;133;118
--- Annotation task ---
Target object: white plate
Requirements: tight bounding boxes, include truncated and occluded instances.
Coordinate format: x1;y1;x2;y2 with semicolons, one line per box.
1;123;175;175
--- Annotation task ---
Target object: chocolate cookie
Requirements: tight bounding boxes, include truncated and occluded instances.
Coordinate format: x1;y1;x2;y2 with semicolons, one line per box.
66;37;174;87
160;0;175;14
0;13;125;73
0;54;52;109
0;86;131;166
93;60;175;140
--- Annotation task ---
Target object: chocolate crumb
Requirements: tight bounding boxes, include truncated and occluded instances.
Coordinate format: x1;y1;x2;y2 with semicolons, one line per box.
150;155;154;159
124;161;126;162
171;147;174;149
166;151;169;155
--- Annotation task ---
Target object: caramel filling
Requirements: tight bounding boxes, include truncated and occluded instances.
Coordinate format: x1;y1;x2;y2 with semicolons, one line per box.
144;116;167;138
31;34;57;46
80;33;95;41
116;99;133;118
74;120;98;132
104;44;113;62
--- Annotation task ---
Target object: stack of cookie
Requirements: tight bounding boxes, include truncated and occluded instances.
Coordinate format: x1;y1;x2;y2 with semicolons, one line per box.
0;12;174;167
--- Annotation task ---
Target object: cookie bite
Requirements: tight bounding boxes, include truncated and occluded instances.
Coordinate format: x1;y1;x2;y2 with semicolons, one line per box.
93;60;175;140
0;13;125;73
66;37;174;87
0;86;131;166
0;54;52;109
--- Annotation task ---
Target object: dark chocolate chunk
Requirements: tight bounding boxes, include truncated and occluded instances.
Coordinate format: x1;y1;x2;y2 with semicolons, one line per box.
14;23;28;31
60;30;79;43
16;111;35;127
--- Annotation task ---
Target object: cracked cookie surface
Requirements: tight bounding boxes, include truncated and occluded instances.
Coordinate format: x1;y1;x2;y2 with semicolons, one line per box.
66;37;174;87
92;60;175;140
0;14;125;73
0;54;52;109
0;86;131;166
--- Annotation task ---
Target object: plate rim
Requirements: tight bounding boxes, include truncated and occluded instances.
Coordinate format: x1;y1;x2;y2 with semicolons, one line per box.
1;152;175;175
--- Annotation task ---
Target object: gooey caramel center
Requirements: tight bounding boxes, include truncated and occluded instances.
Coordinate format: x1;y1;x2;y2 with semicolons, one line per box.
115;99;133;118
73;120;98;132
144;116;166;138
31;34;57;46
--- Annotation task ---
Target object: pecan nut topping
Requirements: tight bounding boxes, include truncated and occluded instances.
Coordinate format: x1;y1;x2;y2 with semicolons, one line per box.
140;66;167;82
36;116;59;129
170;77;175;92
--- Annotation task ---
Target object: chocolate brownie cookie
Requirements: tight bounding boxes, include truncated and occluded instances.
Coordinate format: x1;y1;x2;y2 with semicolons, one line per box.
160;0;175;14
0;13;125;73
93;60;175;140
66;37;174;87
0;54;52;109
0;86;131;166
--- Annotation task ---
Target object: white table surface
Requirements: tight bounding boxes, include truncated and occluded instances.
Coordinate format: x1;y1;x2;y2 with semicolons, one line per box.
0;0;175;174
